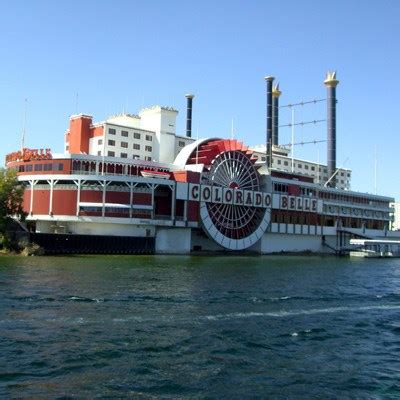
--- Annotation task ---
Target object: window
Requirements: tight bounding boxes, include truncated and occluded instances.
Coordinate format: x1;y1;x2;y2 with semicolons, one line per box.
298;164;302;168
145;145;152;152
311;166;315;171
121;142;128;148
97;151;101;156
277;159;281;165
134;132;141;139
109;128;116;135
133;154;139;159
121;153;127;158
146;135;152;141
108;140;115;146
121;130;128;137
98;139;103;145
108;151;115;157
43;164;52;171
284;161;288;166
133;144;140;150
34;164;43;171
57;163;64;171
179;141;185;147
66;145;69;151
145;156;152;161
261;156;266;161
304;165;309;170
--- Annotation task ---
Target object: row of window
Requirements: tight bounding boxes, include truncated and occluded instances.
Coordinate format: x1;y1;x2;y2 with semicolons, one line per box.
108;128;152;141
272;183;388;207
100;151;152;161
17;163;64;172
106;140;152;152
254;155;351;177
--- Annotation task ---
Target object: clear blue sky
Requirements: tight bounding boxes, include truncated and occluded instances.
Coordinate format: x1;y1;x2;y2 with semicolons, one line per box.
1;0;399;200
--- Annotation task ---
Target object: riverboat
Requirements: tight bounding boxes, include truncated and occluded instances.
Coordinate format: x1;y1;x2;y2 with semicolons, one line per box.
5;73;398;254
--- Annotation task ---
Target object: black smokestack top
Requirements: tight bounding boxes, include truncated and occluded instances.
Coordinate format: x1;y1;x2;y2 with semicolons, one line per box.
185;94;194;138
324;71;339;188
272;83;281;146
265;76;274;168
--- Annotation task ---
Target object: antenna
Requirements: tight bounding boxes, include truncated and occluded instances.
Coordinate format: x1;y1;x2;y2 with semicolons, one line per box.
21;98;28;150
196;124;199;165
291;107;294;172
374;145;378;195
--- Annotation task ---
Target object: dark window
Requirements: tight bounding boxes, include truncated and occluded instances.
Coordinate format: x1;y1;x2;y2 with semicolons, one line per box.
97;151;101;156
179;141;185;147
145;145;152;152
98;139;103;145
304;165;309;170
133;144;140;150
121;130;129;137
277;159;281;164
284;161;288;166
25;164;33;172
121;153;128;158
108;140;115;146
108;151;115;157
109;128;116;135
134;132;141;139
57;163;63;171
121;142;128;148
146;135;152;141
298;164;302;168
34;164;43;171
43;164;52;171
311;166;315;171
261;156;266;161
145;156;152;161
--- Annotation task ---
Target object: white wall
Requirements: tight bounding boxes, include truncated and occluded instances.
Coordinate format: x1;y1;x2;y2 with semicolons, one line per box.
155;228;191;254
256;232;325;253
36;220;155;237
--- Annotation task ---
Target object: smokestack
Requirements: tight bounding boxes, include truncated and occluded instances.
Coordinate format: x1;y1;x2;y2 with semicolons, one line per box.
265;76;274;168
272;83;281;146
324;71;339;188
185;94;194;138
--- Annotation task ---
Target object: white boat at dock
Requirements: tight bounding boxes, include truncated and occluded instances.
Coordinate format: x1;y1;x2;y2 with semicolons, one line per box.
349;239;400;258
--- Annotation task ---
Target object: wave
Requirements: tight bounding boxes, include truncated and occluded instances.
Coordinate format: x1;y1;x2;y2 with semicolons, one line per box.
204;304;400;321
68;296;103;303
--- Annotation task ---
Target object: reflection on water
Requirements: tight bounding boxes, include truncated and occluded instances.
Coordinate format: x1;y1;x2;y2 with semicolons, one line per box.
1;255;400;398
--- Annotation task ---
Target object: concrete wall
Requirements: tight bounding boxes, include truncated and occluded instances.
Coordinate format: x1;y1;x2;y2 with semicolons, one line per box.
155;227;191;254
36;220;155;237
256;233;325;254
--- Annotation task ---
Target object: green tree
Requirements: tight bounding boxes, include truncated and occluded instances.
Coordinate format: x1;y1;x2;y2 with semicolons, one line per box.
0;168;25;247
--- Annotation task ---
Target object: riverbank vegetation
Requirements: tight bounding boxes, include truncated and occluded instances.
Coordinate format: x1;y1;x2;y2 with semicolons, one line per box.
0;168;25;251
